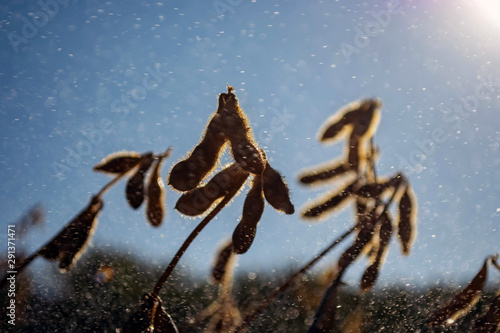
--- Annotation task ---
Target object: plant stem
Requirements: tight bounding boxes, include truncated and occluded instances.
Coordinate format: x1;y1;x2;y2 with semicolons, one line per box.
151;179;246;298
235;226;356;332
1;172;129;290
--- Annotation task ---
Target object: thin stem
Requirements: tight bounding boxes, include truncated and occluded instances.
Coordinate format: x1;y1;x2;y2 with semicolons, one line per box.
95;170;130;198
235;226;356;332
1;169;135;290
0;252;38;290
151;179;246;298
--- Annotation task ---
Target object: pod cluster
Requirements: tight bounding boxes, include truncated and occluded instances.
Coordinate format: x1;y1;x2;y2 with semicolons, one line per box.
170;86;294;255
93;148;172;227
299;98;417;292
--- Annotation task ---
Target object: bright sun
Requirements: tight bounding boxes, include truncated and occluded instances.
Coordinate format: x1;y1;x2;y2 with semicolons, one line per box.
474;0;500;27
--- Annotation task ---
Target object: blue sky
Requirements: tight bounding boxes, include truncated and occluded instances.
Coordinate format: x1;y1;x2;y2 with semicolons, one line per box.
1;0;500;290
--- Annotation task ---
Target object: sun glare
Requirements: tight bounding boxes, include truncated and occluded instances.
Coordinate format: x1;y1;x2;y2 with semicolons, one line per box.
474;0;500;27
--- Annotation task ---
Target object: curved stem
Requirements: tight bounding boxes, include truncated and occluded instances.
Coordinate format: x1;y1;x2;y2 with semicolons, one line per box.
235;226;356;332
151;180;246;298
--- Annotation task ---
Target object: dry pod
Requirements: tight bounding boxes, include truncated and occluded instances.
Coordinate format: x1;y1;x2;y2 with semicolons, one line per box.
262;162;294;214
93;151;142;174
220;87;265;175
319;105;357;142
146;158;166;227
175;164;247;216
123;293;179;333
427;257;490;327
232;175;265;254
360;211;393;292
126;153;154;209
337;209;377;272
38;195;103;272
302;179;357;219
169;112;227;192
397;185;417;255
212;241;235;284
350;98;381;139
473;292;500;333
298;161;351;185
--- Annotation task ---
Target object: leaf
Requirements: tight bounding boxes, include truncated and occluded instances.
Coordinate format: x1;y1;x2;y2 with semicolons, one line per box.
298;161;351;185
212;241;235;284
93;151;142;174
262;163;294;214
232;175;265;254
427;258;490;327
397;185;417;255
169;112;227;192
38;195;103;272
146;158;166;227
175;164;247;216
126;153;154;209
302;180;356;219
123;293;179;333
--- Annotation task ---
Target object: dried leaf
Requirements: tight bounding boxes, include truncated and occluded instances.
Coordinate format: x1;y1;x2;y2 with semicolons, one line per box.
212;241;235;284
397;185;417;256
93;151;142;174
169;112;227;191
473;292;500;333
360;211;393;292
262;163;294;214
302;180;356;219
298;161;351;185
38;195;103;272
232;175;265;254
175;164;247;216
427;258;489;327
126;153;154;209
123;293;179;333
146;158;166;227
